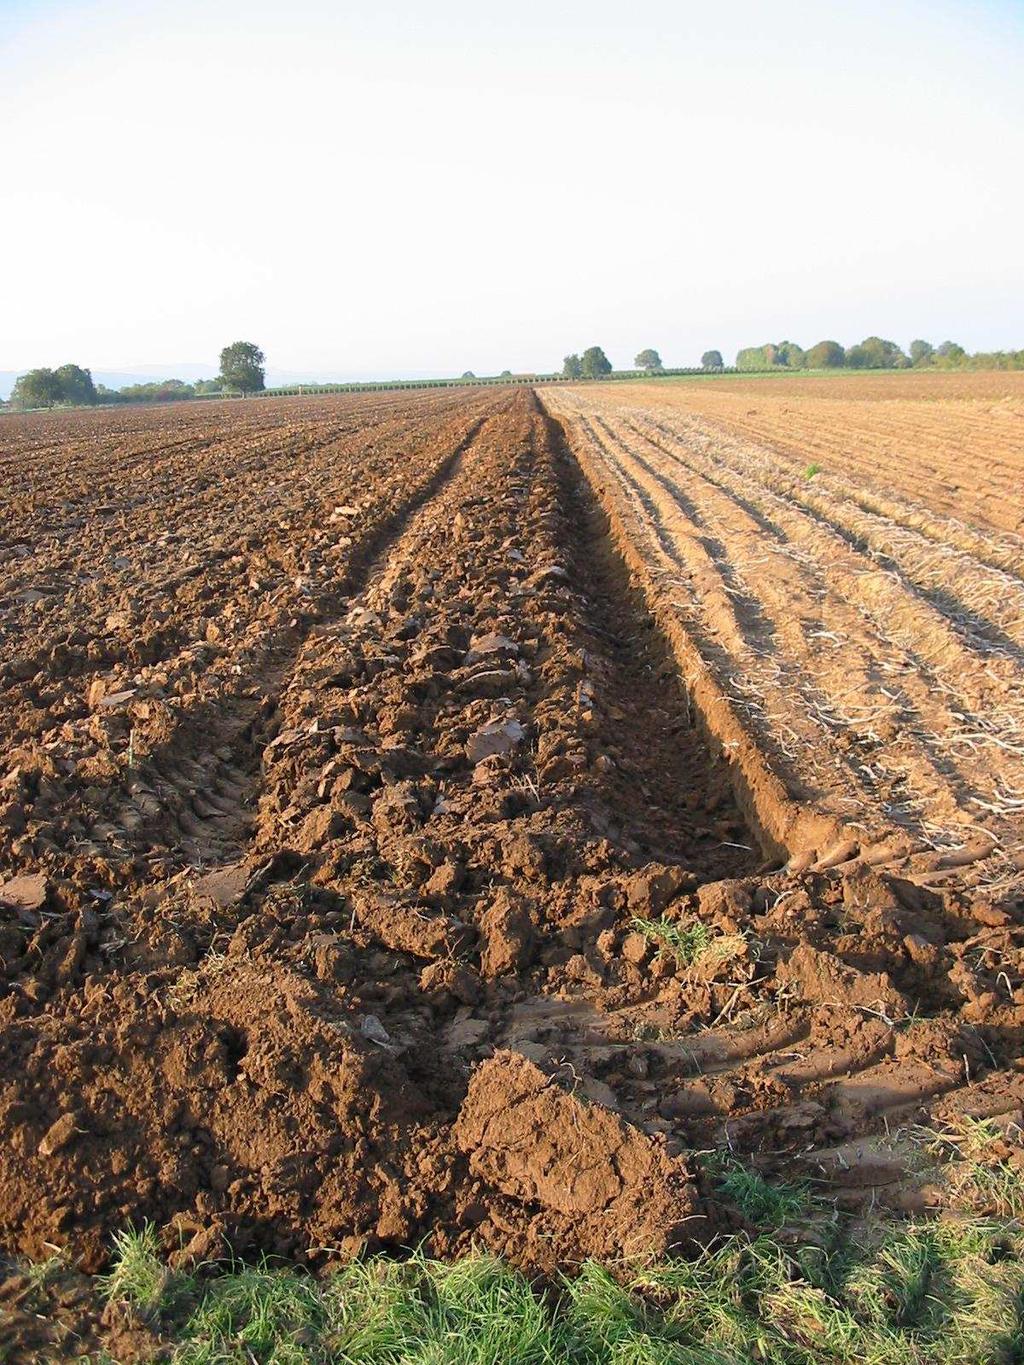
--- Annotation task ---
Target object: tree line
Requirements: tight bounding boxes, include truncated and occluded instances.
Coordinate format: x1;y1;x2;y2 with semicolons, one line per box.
7;335;1022;410
557;338;1024;378
5;342;266;410
734;337;1024;371
561;346;724;377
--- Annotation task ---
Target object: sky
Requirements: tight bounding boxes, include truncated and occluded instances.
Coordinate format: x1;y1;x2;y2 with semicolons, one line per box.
2;0;1023;380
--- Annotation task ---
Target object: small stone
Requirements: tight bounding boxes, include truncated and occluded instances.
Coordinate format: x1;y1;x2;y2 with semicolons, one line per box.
525;564;569;588
39;1112;78;1157
466;718;526;764
98;688;137;710
360;1014;391;1046
0;872;49;914
192;864;249;909
463;633;519;666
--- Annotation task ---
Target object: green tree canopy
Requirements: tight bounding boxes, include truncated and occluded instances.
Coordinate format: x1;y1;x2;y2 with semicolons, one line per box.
54;363;97;404
846;336;908;369
701;350;724;369
11;368;66;408
580;346;612;379
499;370;512;378
806;340;845;368
461;371;476;379
737;341;806;370
219;341;266;394
909;339;934;366
736;346;767;370
634;348;662;372
936;340;966;361
124;379;194;402
562;354;583;380
775;340;806;368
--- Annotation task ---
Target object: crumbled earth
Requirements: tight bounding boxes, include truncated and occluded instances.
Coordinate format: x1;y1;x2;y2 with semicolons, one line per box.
2;387;1024;1358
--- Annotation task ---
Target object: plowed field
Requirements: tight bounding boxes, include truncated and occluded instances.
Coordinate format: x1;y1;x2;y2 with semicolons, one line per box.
545;377;1024;889
2;378;1024;1354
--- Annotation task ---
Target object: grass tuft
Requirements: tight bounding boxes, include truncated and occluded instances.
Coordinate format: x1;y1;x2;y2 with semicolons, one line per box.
175;1256;325;1364
709;1156;810;1227
101;1223;170;1315
631;916;713;965
915;1115;1024;1218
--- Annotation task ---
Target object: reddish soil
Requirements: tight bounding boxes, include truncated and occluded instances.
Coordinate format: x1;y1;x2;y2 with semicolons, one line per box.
2;386;1024;1353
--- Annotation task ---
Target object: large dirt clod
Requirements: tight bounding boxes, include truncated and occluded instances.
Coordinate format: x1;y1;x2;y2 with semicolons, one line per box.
455;1051;705;1260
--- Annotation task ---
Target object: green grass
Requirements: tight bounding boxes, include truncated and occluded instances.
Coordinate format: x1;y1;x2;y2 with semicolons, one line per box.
630;916;714;965
709;1156;810;1227
34;1116;1024;1361
804;462;822;479
101;1224;170;1315
629;918;752;976
90;1215;1024;1364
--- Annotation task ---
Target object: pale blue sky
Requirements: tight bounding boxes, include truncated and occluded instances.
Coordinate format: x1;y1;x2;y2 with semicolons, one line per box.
2;0;1022;377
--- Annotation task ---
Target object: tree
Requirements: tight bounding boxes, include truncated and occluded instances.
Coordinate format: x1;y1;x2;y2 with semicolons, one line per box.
736;346;772;370
580;346;612;379
11;368;65;408
461;371;476;379
909;339;934;366
119;379;195;402
775;341;806;368
936;340;966;361
806;340;845;368
54;363;97;404
634;348;662;372
499;369;512;378
846;336;908;369
701;350;724;369
562;354;583;380
219;341;265;394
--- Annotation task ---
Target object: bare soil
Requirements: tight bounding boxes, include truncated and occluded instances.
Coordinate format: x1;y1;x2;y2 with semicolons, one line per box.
605;370;1024;535
2;384;1023;1357
545;378;1024;893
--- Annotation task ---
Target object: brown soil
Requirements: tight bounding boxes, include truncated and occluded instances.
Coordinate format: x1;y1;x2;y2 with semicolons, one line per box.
544;383;1024;895
601;370;1024;536
2;385;1024;1355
